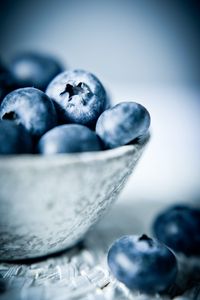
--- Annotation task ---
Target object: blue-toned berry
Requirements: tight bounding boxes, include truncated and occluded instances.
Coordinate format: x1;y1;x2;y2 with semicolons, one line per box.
107;234;177;294
0;120;32;154
38;124;103;154
152;205;200;256
96;102;150;149
10;52;63;91
46;69;107;128
0;87;57;138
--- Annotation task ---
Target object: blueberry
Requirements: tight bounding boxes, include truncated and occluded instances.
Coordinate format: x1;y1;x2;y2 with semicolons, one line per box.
152;205;200;256
46;69;108;128
0;120;32;154
96;102;150;149
107;234;177;294
0;87;57;138
38;124;103;154
10;52;63;91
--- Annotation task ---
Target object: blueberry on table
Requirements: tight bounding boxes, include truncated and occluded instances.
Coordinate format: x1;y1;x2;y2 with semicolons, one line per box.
10;52;63;91
46;69;108;128
38;124;103;154
107;234;177;294
152;205;200;256
0;87;57;138
0;120;32;154
96;102;150;149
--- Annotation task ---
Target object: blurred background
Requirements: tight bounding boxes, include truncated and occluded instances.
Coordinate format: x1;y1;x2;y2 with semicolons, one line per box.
0;0;200;232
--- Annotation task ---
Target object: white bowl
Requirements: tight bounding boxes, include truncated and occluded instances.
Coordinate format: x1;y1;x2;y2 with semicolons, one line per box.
0;138;149;261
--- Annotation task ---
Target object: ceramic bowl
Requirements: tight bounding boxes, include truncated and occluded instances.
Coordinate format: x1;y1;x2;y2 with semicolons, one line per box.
0;137;149;261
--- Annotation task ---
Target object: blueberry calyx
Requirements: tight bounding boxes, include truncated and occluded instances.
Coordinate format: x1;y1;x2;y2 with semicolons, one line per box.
138;234;154;246
2;111;18;121
60;82;91;105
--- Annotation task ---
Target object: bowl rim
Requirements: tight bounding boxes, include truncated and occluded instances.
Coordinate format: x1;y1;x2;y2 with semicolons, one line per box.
0;143;144;168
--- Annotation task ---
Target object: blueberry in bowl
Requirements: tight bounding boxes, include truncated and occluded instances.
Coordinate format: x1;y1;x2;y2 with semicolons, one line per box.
10;52;64;91
46;69;108;128
0;120;32;154
38;124;103;154
0;87;57;139
96;101;150;148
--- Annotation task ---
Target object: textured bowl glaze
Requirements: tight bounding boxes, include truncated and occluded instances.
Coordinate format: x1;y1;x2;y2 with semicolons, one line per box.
0;139;148;261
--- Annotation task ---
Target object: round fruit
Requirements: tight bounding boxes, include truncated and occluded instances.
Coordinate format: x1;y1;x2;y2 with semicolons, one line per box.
38;124;103;154
107;234;177;294
10;52;63;91
46;69;107;127
153;205;200;256
0;120;32;154
0;87;57;138
96;102;150;148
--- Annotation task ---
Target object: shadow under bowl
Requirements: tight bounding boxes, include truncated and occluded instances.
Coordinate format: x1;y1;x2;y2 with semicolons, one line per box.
0;138;149;261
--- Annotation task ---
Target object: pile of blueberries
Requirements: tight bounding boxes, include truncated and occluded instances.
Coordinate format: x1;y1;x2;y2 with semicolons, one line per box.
0;52;150;155
108;204;200;298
